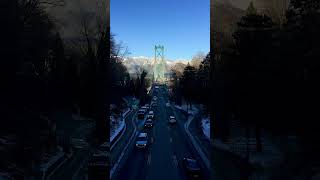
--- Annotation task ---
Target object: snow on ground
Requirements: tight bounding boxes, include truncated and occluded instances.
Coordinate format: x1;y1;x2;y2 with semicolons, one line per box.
110;106;132;143
201;117;210;140
122;108;131;118
110;117;125;143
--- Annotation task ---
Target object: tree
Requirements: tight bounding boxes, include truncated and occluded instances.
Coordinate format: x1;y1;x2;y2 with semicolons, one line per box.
197;53;211;108
247;1;258;15
191;52;206;69
181;63;197;110
284;0;320;163
233;3;275;152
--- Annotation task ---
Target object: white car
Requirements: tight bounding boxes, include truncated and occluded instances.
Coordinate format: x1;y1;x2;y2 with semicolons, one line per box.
141;106;148;112
147;111;154;119
168;116;177;124
136;133;148;149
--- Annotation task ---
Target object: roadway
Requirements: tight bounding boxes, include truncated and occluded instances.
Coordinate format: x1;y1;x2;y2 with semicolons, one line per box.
113;85;210;180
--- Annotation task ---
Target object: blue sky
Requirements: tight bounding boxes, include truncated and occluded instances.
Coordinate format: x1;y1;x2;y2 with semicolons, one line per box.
110;0;209;60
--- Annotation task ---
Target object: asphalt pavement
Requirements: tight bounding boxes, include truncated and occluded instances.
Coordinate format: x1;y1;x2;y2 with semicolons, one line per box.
113;85;210;180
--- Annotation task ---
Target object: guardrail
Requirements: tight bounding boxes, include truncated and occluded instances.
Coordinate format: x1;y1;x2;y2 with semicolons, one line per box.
110;111;138;179
110;109;132;150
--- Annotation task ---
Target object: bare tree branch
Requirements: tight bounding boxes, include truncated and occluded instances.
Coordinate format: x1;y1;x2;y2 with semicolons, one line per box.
39;0;65;7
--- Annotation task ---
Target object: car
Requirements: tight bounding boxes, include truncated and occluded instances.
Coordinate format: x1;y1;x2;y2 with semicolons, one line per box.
168;116;177;124
147;114;154;119
153;96;157;101
147;111;154;119
145;104;150;110
155;86;159;89
137;112;145;119
141;106;148;112
135;133;148;149
182;158;201;179
144;119;153;128
139;108;146;113
151;102;158;107
137;109;146;119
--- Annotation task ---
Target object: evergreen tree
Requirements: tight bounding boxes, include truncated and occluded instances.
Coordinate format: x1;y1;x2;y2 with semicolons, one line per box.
181;63;197;110
233;4;275;152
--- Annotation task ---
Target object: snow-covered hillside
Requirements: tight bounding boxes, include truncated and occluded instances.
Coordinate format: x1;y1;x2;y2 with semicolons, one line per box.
123;56;190;76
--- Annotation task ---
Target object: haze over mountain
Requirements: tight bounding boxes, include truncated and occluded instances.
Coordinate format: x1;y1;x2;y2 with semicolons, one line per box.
122;56;190;77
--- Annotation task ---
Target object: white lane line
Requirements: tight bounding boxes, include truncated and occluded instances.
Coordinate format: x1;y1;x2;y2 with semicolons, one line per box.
151;137;154;143
147;154;151;165
169;137;172;143
110;111;138;179
110;109;133;150
172;155;178;167
184;113;210;170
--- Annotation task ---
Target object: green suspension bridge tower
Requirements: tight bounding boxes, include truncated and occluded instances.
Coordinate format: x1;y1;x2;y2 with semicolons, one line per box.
153;45;165;82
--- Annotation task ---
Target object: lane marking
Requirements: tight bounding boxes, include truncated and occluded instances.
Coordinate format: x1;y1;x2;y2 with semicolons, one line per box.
172;155;178;167
110;111;138;179
151;137;154;143
147;154;151;165
169;137;172;143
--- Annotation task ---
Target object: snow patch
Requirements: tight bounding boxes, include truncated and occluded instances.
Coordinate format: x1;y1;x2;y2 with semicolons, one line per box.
122;108;131;118
110;118;125;143
201;117;210;140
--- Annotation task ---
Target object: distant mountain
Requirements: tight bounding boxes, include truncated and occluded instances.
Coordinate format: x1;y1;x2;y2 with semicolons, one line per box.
171;62;188;77
122;56;190;76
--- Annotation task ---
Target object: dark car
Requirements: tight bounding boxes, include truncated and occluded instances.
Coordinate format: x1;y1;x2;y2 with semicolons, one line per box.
144;119;153;128
168;116;177;124
182;158;201;179
137;109;145;119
